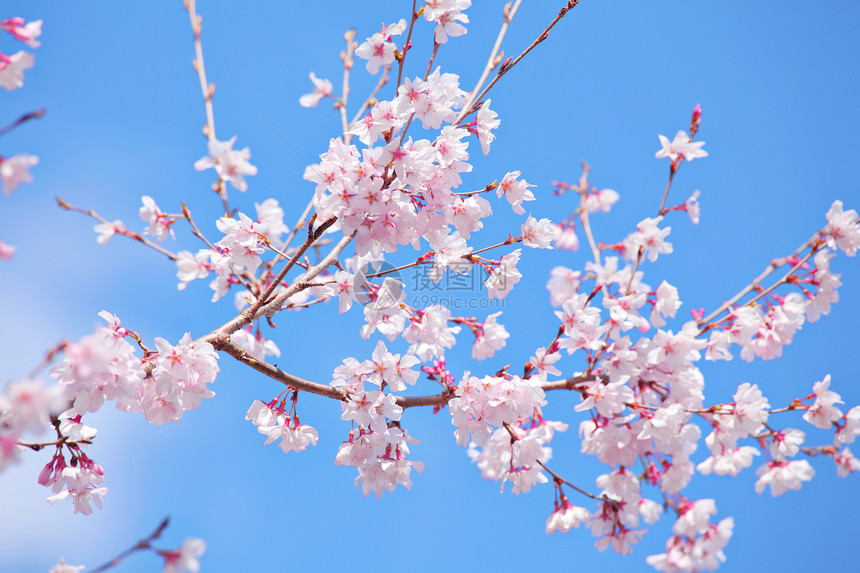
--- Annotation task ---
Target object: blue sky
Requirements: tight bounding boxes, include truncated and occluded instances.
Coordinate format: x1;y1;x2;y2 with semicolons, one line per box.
1;1;859;572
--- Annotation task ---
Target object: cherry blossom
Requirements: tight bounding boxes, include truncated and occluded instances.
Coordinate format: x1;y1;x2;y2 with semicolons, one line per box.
423;0;471;44
0;50;34;90
194;136;258;192
546;500;591;534
554;223;579;251
802;374;843;429
1;18;42;48
683;190;701;224
769;428;805;460
755;459;815;496
473;99;500;155
162;538;206;573
46;462;108;515
650;280;681;328
824;200;860;257
547;266;582;306
255;198;289;241
93;219;126;247
583;187;619;214
655;130;708;162
0;377;65;435
631;216;673;262
0;153;38;196
354;19;406;74
0;240;15;260
521;215;560;248
497;171;535;215
49;558;85;573
139;195;172;242
472;312;510;360
834;448;860;478
484;249;522;299
175;249;212;290
298;72;333;107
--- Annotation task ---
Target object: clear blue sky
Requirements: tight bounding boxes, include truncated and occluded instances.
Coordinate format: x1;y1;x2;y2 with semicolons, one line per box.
1;2;859;572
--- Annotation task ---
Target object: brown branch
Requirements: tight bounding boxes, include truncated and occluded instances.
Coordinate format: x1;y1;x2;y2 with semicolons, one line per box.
216;337;348;402
201;231;355;343
0;108;45;137
248;216;337;316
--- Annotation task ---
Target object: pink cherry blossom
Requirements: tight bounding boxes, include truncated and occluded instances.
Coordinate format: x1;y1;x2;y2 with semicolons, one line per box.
215;212;268;273
0;153;38;196
824;200;860;257
162;538;206;573
655;130;708;162
473;99;500;155
49;559;85;573
651;280;681;328
554;223;579;251
1;18;42;48
93;219;126;247
255;198;289;241
732;382;770;435
547;266;581;306
354;20;406;74
46;464;108;515
0;50;34;90
194;136;258;192
769;428;805;460
299;72;333;107
139;195;172;242
423;0;471;44
497;171;535;215
521;215;560;249
834;447;860;478
583;188;619;214
632;216;673;262
755;459;815;496
546;500;591;534
802;374;843;429
484;249;522;299
0;240;15;260
175;249;212;290
683;190;701;224
472;312;510;360
0;377;66;435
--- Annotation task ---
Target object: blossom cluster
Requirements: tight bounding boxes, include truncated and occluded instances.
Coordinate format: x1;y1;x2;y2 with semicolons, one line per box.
1;311;220;517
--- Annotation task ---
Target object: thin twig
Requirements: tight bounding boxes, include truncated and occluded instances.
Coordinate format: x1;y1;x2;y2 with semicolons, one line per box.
350;65;392;127
0;108;45;137
184;0;230;215
395;0;419;92
457;0;522;124
698;229;824;328
248;216;337;316
57;197;178;261
339;30;358;142
459;1;580;121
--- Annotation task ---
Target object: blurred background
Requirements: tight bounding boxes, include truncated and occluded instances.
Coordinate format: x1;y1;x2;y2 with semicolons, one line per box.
1;1;858;571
